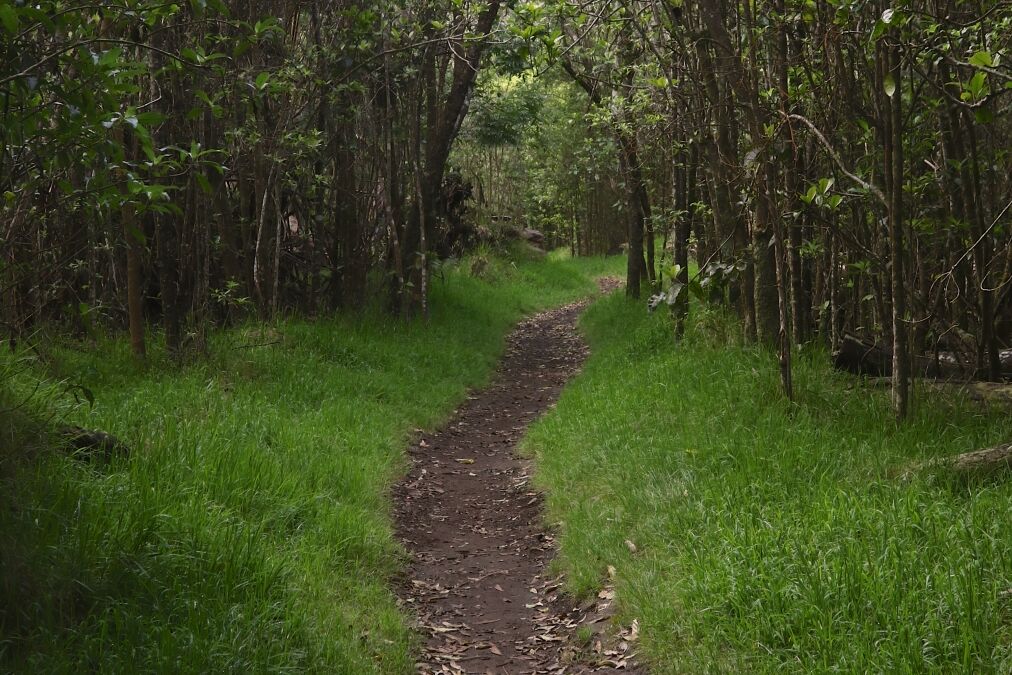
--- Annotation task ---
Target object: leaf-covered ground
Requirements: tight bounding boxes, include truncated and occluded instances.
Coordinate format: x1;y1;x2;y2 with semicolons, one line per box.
395;292;639;674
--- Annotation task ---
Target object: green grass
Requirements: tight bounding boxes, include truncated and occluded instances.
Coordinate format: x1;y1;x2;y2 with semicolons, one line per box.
0;249;624;673
524;296;1012;673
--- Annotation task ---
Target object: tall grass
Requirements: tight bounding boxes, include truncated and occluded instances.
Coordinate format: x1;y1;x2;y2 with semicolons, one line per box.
525;296;1012;673
0;249;624;673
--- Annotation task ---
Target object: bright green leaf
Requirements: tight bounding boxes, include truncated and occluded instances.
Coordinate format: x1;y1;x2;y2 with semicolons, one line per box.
974;108;993;124
194;172;213;194
968;50;993;68
966;71;987;98
0;5;19;34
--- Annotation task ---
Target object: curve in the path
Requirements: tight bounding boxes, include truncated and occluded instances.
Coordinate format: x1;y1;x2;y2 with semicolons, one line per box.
394;298;641;675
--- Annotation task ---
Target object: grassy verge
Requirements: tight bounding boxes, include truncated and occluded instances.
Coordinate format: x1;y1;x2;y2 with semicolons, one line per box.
0;249;623;673
524;296;1012;673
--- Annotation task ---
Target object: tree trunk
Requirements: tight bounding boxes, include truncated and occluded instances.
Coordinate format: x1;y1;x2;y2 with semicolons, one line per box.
121;135;146;360
396;0;503;317
883;41;909;420
673;146;695;337
618;134;645;298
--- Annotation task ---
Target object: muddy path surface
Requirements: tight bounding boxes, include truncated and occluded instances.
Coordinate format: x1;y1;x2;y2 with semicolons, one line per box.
394;289;641;674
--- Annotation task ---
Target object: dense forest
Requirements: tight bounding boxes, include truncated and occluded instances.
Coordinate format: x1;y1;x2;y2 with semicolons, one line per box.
3;0;1011;412
2;0;1012;672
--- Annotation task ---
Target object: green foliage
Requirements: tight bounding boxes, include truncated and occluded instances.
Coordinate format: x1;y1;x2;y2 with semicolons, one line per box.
0;2;246;216
454;72;625;248
465;77;545;147
524;298;1012;672
799;177;843;210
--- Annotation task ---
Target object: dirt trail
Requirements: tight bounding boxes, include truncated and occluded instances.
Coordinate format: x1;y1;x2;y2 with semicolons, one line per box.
394;288;641;674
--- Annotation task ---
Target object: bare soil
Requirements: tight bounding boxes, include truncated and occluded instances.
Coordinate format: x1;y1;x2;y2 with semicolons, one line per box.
394;290;640;674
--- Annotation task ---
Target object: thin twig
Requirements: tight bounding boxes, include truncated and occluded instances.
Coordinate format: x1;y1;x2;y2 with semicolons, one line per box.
787;113;888;208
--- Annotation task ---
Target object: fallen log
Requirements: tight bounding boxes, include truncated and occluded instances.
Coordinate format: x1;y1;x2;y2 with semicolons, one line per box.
833;333;1012;380
900;441;1012;480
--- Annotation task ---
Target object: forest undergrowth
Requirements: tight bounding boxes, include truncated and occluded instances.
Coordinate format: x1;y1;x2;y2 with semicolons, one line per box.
525;296;1012;673
0;248;622;673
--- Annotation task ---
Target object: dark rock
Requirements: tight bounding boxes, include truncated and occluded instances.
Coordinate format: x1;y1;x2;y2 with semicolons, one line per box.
833;333;891;377
60;425;129;461
520;228;545;246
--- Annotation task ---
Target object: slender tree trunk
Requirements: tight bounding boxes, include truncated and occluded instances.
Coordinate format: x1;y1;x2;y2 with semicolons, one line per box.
157;213;181;356
396;0;502;317
777;16;807;344
673;146;694;337
884;41;909;419
618;135;645;298
964;115;1001;380
120;129;146;360
769;164;793;400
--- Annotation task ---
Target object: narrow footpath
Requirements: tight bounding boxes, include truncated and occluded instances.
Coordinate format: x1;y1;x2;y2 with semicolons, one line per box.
394;288;641;674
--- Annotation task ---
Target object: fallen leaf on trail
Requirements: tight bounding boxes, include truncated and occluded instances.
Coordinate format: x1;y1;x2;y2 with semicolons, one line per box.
489;644;502;656
494;584;503;592
455;458;475;464
598;588;615;600
624;539;638;554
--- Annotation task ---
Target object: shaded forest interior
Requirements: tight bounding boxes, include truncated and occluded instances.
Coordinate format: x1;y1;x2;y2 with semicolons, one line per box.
3;1;1011;419
2;0;1012;670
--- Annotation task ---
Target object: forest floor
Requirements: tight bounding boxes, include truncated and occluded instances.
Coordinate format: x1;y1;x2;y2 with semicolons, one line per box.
523;294;1012;673
395;279;641;675
0;249;625;673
